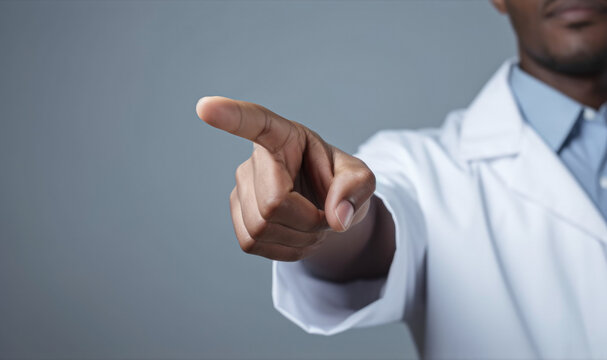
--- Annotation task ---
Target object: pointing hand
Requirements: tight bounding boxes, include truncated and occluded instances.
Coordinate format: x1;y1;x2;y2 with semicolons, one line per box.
197;96;376;261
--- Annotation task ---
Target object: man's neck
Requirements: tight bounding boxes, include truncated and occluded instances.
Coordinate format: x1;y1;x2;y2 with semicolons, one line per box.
518;52;607;110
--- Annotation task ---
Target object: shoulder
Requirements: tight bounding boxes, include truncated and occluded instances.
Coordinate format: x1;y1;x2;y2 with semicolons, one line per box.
354;109;469;179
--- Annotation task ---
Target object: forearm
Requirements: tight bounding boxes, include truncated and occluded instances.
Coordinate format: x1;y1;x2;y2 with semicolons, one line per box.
301;195;396;283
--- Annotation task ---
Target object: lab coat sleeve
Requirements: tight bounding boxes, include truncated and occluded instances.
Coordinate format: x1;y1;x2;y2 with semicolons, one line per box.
272;130;428;335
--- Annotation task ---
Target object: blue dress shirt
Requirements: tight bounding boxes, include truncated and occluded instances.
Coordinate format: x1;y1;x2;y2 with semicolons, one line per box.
509;65;607;220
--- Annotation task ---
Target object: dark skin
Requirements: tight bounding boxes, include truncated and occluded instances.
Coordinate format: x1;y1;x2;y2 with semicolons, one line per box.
492;0;607;109
198;0;607;284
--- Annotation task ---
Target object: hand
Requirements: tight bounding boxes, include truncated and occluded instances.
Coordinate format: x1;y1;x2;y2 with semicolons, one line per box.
196;96;376;261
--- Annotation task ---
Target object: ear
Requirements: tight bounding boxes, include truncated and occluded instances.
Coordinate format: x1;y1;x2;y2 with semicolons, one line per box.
491;0;508;14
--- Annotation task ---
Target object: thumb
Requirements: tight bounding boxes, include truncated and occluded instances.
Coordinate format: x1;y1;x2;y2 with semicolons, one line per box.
324;149;376;232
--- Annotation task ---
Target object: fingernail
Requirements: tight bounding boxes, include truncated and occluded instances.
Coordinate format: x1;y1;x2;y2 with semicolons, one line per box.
196;97;209;117
335;200;354;231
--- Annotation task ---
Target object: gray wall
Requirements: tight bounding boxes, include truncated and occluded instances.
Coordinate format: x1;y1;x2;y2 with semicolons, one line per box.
0;1;515;359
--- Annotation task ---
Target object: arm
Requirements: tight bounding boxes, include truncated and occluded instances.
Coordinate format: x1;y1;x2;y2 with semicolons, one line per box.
197;96;395;282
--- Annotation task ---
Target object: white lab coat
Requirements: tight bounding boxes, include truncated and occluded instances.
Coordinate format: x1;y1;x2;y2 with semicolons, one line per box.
272;58;607;359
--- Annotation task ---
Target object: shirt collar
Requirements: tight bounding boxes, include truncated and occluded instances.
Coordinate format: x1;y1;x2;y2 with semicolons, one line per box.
509;64;583;152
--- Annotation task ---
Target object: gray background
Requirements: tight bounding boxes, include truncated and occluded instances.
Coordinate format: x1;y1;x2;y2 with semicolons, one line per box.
0;1;516;359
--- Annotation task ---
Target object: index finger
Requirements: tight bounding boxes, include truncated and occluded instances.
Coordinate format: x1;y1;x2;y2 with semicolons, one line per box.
196;96;296;153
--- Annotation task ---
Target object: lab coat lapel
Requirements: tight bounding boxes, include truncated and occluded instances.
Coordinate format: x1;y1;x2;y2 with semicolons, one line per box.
459;59;607;242
499;125;607;241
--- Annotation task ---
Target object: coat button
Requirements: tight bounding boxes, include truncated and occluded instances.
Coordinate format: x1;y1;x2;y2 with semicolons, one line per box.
601;176;607;189
583;107;597;121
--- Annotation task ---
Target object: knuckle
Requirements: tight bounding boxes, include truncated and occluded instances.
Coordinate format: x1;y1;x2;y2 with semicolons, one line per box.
239;236;257;254
303;126;323;143
248;217;269;240
234;160;252;183
235;162;246;182
258;194;284;220
356;166;376;192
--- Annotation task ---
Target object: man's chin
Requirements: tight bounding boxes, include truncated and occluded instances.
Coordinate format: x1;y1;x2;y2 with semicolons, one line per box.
533;40;607;75
538;57;606;76
538;23;607;74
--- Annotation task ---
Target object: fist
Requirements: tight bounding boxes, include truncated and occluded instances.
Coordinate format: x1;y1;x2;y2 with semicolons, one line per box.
197;96;375;261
